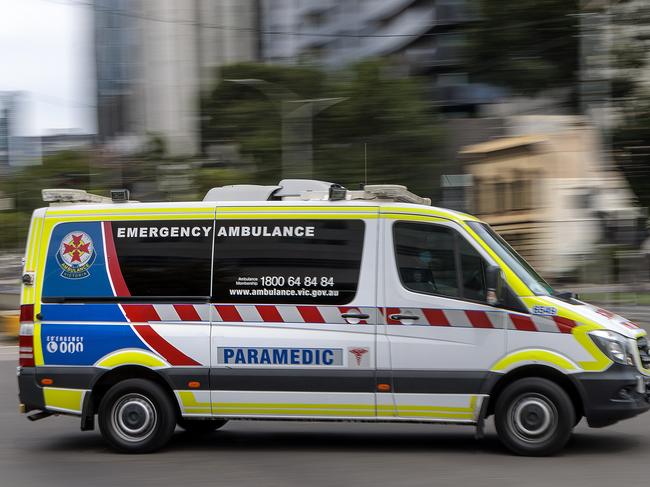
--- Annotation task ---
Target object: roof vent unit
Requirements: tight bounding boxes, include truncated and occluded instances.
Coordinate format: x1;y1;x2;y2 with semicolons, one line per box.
42;189;113;206
273;179;336;199
203;185;281;202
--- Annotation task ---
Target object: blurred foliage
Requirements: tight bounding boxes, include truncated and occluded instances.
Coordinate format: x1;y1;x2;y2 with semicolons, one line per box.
1;151;97;215
193;167;251;196
201;63;324;184
614;95;650;209
466;0;580;99
0;211;30;250
0;150;102;249
201;60;446;199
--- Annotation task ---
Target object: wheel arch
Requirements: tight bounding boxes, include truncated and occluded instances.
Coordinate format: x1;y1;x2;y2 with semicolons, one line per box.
84;366;181;421
484;365;585;420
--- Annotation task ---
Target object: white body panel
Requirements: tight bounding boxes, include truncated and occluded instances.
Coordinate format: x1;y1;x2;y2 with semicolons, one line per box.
379;217;506;419
209;211;379;417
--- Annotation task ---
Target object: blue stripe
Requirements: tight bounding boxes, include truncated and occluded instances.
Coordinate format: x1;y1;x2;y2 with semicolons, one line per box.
41;304;127;322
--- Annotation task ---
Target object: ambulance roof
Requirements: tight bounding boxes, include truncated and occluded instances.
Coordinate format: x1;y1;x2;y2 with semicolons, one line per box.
39;180;481;224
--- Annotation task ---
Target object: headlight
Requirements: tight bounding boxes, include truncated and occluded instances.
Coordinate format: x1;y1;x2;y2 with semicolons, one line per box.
589;330;634;366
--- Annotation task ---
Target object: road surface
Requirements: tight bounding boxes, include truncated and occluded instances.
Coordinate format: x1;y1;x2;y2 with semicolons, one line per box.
2;347;650;487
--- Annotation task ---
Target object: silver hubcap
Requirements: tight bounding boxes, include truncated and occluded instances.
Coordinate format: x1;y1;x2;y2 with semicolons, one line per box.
508;393;557;443
111;393;157;443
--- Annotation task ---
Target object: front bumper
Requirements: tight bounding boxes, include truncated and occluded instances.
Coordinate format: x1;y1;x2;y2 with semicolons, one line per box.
576;364;650;428
17;366;45;413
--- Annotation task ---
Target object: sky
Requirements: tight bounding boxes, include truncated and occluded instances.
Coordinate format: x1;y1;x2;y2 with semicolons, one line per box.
0;0;95;136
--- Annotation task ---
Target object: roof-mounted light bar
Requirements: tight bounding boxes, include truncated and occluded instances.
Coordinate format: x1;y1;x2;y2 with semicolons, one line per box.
361;185;431;205
42;189;113;205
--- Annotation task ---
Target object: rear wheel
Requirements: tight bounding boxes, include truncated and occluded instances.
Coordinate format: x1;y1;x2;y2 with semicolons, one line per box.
495;377;575;456
98;379;176;453
178;418;228;434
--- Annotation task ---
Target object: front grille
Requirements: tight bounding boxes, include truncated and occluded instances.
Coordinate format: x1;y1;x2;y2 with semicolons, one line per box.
637;337;650;369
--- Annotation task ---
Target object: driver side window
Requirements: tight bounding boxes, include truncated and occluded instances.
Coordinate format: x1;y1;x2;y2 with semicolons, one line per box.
393;221;487;302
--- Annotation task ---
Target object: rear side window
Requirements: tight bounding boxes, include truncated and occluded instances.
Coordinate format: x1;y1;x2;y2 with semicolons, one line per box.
212;220;364;304
393;221;487;302
111;221;213;297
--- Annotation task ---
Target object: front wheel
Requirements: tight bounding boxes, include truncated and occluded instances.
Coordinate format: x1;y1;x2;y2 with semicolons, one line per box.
495;377;575;456
98;379;176;453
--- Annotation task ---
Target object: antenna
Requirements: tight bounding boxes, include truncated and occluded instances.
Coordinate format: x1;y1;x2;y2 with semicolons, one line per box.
364;143;368;186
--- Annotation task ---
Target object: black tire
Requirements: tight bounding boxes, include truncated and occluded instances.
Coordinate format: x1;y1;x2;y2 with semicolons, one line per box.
98;379;176;453
495;377;575;456
178;418;228;434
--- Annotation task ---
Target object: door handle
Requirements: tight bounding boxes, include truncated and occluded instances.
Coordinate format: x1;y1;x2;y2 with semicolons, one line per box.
341;313;370;320
389;314;420;321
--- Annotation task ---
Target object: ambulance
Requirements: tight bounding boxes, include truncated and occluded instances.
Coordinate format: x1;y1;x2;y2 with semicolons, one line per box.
17;180;650;455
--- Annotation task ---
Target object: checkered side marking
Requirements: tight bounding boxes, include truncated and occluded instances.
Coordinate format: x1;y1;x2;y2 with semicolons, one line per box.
119;304;577;333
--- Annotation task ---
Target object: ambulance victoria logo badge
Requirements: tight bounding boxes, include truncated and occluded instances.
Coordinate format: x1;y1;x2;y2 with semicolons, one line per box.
56;231;96;279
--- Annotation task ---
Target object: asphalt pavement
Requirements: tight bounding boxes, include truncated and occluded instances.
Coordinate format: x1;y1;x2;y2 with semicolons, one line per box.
2;347;650;487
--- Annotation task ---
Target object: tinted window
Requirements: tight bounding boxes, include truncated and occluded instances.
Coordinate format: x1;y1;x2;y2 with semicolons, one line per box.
394;222;459;297
112;220;213;297
394;222;488;302
212;220;364;304
459;237;487;301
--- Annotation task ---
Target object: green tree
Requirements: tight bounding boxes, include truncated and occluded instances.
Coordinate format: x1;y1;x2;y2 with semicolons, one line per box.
201;63;325;184
465;0;580;98
200;61;446;200
0;150;112;250
613;96;650;209
1;150;97;215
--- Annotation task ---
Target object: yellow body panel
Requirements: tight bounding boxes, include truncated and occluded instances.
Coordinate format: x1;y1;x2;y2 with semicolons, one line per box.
491;349;579;373
43;387;85;414
95;349;168;368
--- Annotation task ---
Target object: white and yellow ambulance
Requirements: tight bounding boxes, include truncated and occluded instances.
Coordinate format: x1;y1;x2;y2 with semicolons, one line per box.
17;180;650;455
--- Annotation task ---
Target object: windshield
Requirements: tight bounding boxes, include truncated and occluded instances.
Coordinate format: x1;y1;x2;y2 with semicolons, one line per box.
466;221;554;296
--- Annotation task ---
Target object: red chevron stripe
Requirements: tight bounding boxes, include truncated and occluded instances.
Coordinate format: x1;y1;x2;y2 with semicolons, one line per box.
103;222;130;297
510;314;537;332
422;308;450;326
174;304;201;321
552;316;576;334
215;305;242;322
256;305;284;322
134;324;200;366
297;306;325;323
465;310;493;328
122;304;160;322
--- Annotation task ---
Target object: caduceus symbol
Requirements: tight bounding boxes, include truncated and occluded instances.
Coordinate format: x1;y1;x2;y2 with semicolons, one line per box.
349;348;368;366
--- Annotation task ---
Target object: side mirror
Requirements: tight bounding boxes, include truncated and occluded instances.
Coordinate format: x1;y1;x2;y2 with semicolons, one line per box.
485;265;504;306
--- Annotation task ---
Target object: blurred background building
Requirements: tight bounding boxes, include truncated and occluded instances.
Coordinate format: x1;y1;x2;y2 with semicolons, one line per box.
461;115;644;281
94;0;261;156
0;92;42;172
260;0;503;113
